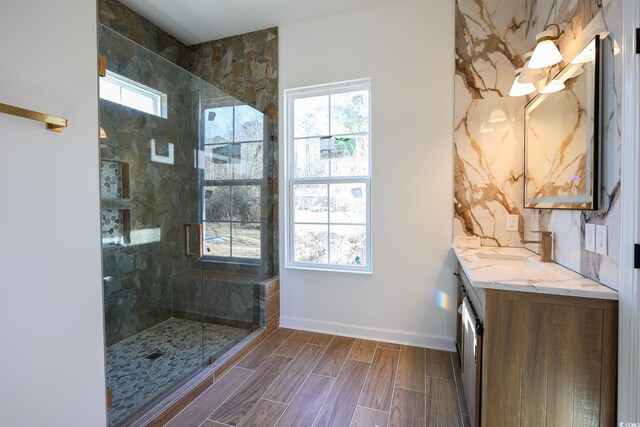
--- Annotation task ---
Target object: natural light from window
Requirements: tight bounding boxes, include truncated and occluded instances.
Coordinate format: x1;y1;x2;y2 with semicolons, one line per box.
202;102;265;260
286;79;372;273
99;71;167;118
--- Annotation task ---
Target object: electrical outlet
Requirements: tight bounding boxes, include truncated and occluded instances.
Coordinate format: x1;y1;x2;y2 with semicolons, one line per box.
595;224;608;255
506;215;519;232
585;223;596;252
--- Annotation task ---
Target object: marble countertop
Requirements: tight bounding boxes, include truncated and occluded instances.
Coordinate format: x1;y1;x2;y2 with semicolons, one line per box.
453;246;619;300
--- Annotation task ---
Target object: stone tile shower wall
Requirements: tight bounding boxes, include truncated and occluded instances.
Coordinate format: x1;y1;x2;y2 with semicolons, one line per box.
523;0;623;289
98;0;281;345
454;0;527;247
454;0;623;289
99;0;280;277
188;29;280;276
98;0;189;67
99;26;200;346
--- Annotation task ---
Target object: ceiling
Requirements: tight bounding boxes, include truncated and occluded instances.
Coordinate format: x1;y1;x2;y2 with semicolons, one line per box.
119;0;394;45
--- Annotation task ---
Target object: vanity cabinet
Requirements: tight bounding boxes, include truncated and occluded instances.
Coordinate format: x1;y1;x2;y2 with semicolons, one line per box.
456;266;618;427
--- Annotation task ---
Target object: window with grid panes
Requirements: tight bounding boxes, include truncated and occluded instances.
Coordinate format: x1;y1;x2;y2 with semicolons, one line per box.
285;79;372;273
202;101;265;260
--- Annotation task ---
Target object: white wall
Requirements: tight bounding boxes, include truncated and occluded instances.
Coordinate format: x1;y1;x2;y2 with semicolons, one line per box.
279;0;456;349
0;2;106;426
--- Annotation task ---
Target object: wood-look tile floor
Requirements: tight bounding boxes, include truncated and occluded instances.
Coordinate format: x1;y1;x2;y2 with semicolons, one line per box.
164;328;471;427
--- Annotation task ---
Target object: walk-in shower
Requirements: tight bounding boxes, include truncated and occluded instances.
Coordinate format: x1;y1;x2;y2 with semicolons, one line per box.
98;25;270;426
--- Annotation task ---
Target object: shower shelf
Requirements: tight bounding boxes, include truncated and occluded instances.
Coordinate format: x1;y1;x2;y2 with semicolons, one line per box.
102;207;131;247
100;159;130;201
101;208;131;247
100;159;131;247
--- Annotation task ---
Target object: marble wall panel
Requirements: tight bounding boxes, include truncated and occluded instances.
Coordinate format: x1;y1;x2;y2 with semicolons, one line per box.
455;0;622;290
454;0;527;247
523;0;622;289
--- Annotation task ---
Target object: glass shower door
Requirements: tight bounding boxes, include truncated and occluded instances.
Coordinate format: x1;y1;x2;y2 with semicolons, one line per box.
99;24;205;427
99;23;264;427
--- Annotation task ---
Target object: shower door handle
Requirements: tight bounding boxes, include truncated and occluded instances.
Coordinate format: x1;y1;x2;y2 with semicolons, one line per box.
184;223;203;257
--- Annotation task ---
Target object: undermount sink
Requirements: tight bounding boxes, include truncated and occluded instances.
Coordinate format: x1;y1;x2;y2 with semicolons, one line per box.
475;253;544;269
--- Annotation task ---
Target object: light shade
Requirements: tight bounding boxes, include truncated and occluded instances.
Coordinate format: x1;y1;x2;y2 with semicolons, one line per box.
99;127;108;139
529;30;563;69
509;69;536;97
541;79;565;94
519;52;548;83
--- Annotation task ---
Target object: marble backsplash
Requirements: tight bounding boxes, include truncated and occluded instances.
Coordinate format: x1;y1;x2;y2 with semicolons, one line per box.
454;0;622;289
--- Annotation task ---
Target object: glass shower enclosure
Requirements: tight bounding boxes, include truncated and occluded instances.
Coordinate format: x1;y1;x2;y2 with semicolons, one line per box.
98;25;262;426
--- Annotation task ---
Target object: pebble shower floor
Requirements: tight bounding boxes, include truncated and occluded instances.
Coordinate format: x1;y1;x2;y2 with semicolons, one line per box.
106;318;248;426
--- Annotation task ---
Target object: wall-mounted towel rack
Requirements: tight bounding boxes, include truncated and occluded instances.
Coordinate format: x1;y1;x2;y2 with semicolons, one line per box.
0;102;68;132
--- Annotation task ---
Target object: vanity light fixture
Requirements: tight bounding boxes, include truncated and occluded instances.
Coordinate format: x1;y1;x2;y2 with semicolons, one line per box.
509;68;536;97
518;52;548;83
529;24;564;69
540;79;565;94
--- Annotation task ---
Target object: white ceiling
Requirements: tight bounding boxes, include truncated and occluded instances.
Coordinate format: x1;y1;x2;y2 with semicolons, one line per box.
119;0;394;45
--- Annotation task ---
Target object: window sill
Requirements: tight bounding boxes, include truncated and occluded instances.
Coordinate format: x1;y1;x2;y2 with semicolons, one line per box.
285;264;373;275
201;257;264;267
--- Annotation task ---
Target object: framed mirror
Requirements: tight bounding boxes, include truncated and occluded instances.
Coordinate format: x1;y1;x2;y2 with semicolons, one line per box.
524;35;602;209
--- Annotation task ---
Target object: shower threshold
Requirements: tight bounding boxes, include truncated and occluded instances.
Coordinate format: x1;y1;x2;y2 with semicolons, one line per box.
105;318;249;427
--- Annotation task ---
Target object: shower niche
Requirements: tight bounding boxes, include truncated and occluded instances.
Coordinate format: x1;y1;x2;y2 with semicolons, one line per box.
100;159;131;246
100;159;130;200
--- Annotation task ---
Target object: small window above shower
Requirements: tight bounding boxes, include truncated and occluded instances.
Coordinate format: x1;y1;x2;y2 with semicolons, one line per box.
99;70;168;118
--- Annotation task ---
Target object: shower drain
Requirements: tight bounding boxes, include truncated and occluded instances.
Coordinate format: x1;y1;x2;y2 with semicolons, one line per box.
145;351;164;360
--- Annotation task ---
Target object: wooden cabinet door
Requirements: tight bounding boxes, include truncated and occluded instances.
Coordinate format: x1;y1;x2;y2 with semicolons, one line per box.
482;290;617;427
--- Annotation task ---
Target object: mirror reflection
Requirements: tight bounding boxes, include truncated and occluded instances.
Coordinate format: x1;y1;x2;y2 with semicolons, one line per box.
525;35;601;209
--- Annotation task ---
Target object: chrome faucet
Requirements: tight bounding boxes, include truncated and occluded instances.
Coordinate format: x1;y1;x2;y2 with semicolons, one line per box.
522;231;553;262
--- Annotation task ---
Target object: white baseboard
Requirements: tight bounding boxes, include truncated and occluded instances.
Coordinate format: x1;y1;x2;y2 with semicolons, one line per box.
280;316;456;352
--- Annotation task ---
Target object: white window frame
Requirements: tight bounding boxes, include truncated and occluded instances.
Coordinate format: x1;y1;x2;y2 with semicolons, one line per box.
284;79;373;274
99;70;167;118
201;99;267;262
